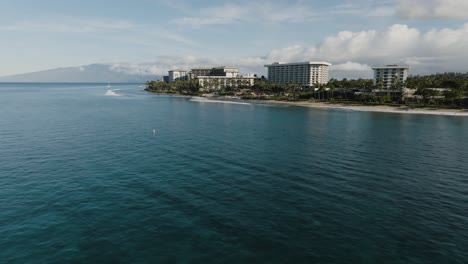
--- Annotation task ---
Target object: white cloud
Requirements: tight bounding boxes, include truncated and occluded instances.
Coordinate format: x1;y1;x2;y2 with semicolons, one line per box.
173;4;247;27
0;18;196;46
266;45;314;63
120;22;468;78
330;3;395;17
26;20;466;80
368;6;395;17
0;19;134;33
267;23;468;75
108;56;218;76
258;3;317;23
110;63;161;76
332;62;372;71
316;24;421;62
397;0;468;20
172;1;394;27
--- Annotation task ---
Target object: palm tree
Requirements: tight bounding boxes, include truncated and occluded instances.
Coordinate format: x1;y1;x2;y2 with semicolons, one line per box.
317;85;326;101
329;86;335;101
211;78;219;91
242;79;250;89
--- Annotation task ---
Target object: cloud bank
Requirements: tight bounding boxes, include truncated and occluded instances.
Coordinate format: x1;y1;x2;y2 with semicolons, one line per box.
397;0;468;20
109;22;468;79
172;1;394;27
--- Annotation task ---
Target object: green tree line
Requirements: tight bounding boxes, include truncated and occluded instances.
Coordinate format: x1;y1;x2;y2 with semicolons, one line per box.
145;80;200;95
146;72;468;108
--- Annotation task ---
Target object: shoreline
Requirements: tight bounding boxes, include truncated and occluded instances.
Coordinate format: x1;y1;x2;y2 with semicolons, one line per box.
144;90;468;116
249;100;468;116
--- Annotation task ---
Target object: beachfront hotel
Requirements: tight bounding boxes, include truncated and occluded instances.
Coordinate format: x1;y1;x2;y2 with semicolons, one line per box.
193;67;254;90
264;61;331;88
168;69;188;82
189;67;239;79
197;75;255;91
372;65;410;89
165;66;255;90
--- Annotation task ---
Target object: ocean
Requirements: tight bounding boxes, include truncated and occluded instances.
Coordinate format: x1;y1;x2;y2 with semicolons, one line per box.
0;83;467;263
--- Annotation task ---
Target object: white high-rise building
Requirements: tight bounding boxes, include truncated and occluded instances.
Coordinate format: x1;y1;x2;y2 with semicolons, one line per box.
372;65;410;89
264;61;331;87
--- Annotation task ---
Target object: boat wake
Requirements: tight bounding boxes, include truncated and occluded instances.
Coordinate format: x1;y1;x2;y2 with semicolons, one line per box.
105;89;122;96
190;97;251;105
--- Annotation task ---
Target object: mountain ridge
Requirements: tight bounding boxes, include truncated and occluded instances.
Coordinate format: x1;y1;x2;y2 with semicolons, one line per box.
0;64;159;83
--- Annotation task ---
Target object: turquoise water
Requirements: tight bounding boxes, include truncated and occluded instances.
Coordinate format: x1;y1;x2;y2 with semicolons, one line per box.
1;83;468;263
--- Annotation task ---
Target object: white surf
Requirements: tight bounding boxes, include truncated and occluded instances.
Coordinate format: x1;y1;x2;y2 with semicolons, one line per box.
190;97;251;105
105;89;122;96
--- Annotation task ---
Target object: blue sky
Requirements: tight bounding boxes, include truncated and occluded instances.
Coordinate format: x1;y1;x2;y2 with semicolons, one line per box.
1;0;468;78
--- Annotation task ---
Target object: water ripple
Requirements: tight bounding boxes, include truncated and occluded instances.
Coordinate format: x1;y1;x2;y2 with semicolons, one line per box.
1;83;468;263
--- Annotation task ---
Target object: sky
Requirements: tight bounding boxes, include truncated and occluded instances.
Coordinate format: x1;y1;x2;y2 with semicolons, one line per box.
1;0;468;79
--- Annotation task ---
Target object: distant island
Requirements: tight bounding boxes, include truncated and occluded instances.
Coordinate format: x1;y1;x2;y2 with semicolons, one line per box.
0;64;158;83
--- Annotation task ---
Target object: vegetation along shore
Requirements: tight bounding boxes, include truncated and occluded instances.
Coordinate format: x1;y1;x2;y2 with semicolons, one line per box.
146;72;468;114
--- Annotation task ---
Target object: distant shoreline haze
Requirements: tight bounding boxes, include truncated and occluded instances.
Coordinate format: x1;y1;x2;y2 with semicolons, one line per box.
0;64;159;83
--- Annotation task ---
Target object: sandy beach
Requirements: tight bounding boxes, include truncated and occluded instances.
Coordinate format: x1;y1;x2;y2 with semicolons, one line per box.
151;93;468;117
255;100;468;116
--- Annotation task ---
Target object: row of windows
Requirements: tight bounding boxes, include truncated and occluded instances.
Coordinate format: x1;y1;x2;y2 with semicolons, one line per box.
269;71;326;74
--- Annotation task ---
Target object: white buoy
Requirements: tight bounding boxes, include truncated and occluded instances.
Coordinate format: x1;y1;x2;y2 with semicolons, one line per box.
153;129;156;135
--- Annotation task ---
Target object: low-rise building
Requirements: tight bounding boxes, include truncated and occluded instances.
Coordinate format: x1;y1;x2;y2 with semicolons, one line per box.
188;66;239;79
209;67;239;77
166;66;255;91
189;68;213;79
197;75;255;91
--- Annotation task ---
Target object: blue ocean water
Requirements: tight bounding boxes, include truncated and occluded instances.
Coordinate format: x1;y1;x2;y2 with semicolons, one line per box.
0;83;467;263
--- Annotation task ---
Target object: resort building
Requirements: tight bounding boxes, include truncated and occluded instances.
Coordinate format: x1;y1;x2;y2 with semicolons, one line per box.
188;66;239;79
168;69;188;82
264;61;331;88
197;75;255;91
189;68;212;79
372;65;410;89
209;67;239;77
166;66;255;91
